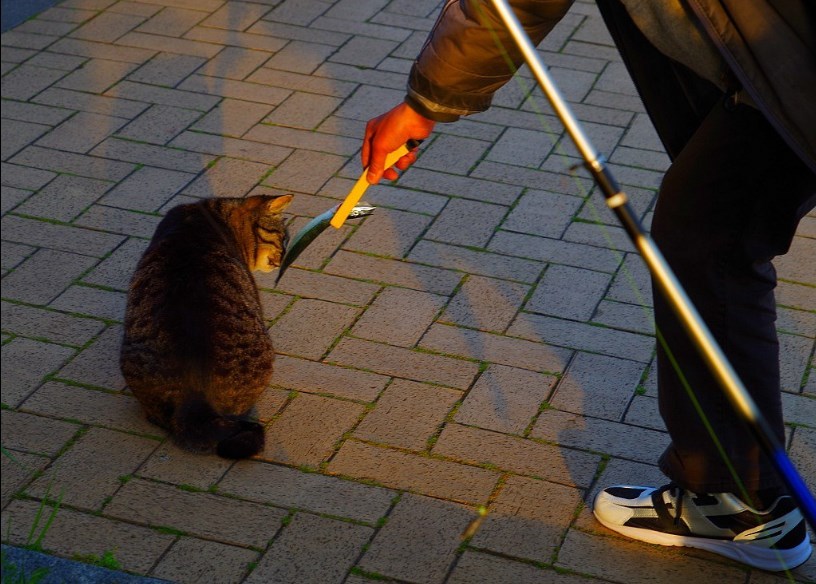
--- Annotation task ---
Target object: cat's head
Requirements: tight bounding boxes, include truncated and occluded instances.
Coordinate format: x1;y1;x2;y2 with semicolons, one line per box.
218;194;294;272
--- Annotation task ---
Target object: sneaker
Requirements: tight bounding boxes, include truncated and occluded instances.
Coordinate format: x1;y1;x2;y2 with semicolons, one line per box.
593;483;812;572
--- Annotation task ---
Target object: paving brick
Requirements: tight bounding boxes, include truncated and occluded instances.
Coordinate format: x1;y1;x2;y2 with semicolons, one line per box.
172;133;291;169
0;187;31;218
592;298;654;335
502;189;583;239
329;337;480;390
1;100;75;126
343;207;434;259
456;365;556;435
777;280;816;312
789;428;815;496
20;381;157;435
220;460;395;523
247;67;355;100
0;249;97;305
261;268;379;307
0;410;80;456
76;205;160;239
135;6;206;36
449;551;596;584
262;392;365;467
28;427;158;510
471;476;582;562
777;306;816;338
1;451;49;507
269;298;359;360
420;323;572;375
623;394;663;430
424;198;507;249
410;240;543;283
0;301;106;346
265;40;336;74
33;86;150;118
606;251;652;306
0;64;68;101
1;500;175;574
330;35;397;68
416;134;491;178
0;337;75;407
263;148;347;194
56;324;127;390
109;1;163;17
351;287;447;347
36;111;131;153
1;214;125;257
781;390;816;428
185;25;289;53
105;478;286;547
203;1;271;30
509;312;654;362
49;37;157;63
11;145;136;181
531;408;668;464
440;275;528;332
106;79;220;111
90;137;216;173
138;441;233;490
126;51;207;87
264;91;342;130
328;440;499;504
151;537;258;584
244;123;358;156
191;98;273;137
57;58;139;93
197;49;267;85
270;355;388;402
116;31;222;58
245;513;371;584
433;423;599;488
2;29;61;50
556;528;747;584
355;379;461;450
116;104;202;144
50;285;127;322
527;264;611;321
39;5;99;23
1;120;51;161
263;1;331;26
100;166;194;212
70;11;146;42
359;493;476;584
552;352;646;420
0;163;56;192
178;73;291;105
183;157;272;198
16;175;112;222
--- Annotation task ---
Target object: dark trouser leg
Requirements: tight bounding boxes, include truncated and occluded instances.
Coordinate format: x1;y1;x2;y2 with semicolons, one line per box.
652;97;816;494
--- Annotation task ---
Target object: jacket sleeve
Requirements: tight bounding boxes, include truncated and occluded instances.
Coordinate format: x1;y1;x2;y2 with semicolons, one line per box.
406;0;575;122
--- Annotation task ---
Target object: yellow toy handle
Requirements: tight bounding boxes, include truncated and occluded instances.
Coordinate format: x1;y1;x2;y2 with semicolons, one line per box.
329;143;412;229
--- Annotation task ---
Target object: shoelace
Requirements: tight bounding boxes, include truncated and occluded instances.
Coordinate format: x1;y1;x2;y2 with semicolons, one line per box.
655;482;686;526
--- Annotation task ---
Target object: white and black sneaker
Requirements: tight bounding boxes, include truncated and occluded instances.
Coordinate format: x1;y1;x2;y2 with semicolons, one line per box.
593;483;812;572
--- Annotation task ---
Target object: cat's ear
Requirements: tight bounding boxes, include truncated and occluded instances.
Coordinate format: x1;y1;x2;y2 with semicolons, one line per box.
265;194;294;214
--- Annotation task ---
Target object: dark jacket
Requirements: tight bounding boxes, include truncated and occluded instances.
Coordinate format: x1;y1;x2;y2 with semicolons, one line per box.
406;0;816;174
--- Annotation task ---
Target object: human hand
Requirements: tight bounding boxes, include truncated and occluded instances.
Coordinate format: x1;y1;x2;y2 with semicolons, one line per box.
362;102;436;184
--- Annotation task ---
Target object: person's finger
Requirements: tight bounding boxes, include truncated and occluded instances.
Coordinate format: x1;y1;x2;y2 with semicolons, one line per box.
394;152;416;171
383;167;399;181
366;146;388;184
361;119;377;168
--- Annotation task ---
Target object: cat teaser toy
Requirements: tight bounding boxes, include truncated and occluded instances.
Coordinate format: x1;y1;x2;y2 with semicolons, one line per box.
274;140;419;285
487;0;815;528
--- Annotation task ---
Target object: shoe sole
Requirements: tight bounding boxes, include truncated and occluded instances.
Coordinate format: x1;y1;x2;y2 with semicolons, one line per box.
593;512;813;572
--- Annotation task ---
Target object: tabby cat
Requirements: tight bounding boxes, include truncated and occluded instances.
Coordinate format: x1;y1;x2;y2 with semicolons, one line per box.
120;194;293;459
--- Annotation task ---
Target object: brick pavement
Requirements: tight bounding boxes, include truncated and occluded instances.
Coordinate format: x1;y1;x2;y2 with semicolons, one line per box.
2;1;815;583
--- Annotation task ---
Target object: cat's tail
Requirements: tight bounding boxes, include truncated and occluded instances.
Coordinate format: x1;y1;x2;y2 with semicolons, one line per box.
172;395;265;459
